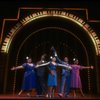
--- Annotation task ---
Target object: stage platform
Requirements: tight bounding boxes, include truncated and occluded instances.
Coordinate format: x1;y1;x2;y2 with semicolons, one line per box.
0;94;99;99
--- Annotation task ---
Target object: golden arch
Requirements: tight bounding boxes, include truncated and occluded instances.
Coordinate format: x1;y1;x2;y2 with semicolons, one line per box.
1;10;100;55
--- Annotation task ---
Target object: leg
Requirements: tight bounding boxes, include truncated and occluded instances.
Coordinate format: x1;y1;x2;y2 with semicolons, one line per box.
80;88;84;96
52;86;56;98
58;75;66;97
36;76;42;96
65;74;71;96
73;89;76;97
39;76;48;95
26;90;32;97
31;89;36;96
48;86;53;98
45;87;49;98
18;90;23;96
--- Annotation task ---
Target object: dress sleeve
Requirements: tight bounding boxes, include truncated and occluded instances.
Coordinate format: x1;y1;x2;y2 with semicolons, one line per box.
22;63;27;69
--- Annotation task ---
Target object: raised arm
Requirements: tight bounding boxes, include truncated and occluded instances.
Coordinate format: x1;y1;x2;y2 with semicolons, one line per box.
56;56;64;64
51;46;63;64
51;46;58;57
57;63;72;70
11;65;24;71
35;62;50;68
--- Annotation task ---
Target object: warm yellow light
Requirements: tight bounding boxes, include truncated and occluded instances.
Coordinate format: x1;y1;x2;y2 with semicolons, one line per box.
1;10;100;55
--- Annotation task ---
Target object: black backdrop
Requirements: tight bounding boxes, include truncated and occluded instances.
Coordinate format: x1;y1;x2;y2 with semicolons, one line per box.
0;0;100;95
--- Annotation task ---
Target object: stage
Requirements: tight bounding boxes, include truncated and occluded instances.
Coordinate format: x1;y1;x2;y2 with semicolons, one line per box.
0;94;99;99
0;1;100;99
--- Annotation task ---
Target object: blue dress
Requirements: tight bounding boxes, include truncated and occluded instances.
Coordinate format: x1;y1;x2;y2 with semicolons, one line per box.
21;63;36;90
48;62;57;87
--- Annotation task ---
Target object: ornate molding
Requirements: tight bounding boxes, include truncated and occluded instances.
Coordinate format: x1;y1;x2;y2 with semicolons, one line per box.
0;8;100;55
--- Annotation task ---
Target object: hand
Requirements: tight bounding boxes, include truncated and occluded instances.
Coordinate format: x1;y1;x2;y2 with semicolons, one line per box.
68;66;72;70
51;46;56;52
66;66;72;70
91;66;94;69
55;52;58;57
51;46;55;50
35;65;39;68
11;67;16;71
51;70;55;76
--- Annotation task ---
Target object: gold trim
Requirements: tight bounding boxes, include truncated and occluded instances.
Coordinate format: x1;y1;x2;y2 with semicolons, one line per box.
0;9;100;55
0;7;100;44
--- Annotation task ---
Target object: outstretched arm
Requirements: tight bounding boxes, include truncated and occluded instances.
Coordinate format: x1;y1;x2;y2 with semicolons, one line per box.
11;66;23;70
81;66;94;69
35;62;50;68
57;63;72;70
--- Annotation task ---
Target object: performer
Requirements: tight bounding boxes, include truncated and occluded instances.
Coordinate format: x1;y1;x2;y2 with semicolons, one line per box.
35;54;48;97
51;47;72;97
36;56;72;98
11;57;36;96
57;57;71;97
70;58;94;97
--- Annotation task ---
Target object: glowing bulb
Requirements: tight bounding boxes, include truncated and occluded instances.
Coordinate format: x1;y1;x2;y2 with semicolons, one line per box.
50;56;53;59
26;56;29;59
73;58;76;61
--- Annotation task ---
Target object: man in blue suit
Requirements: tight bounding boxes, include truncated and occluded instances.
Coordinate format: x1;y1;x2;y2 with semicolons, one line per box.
51;47;72;97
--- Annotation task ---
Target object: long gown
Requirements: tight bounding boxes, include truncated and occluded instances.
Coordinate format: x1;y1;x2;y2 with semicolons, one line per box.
21;63;36;90
71;64;82;88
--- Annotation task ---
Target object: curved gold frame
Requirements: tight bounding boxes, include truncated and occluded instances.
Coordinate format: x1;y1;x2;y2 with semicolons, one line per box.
1;9;100;55
0;8;98;94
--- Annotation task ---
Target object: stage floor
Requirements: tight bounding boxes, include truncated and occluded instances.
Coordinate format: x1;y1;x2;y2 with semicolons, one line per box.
0;94;99;99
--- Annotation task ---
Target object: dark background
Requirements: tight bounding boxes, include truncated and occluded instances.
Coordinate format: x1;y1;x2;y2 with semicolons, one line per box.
0;0;100;37
0;0;100;95
0;0;100;19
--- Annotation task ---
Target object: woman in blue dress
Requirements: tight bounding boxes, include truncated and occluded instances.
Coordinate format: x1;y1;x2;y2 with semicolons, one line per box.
47;57;57;98
36;56;72;98
11;57;36;96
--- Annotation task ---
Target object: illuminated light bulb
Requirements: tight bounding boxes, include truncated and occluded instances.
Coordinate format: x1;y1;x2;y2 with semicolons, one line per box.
73;58;76;61
50;56;53;59
26;56;29;59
